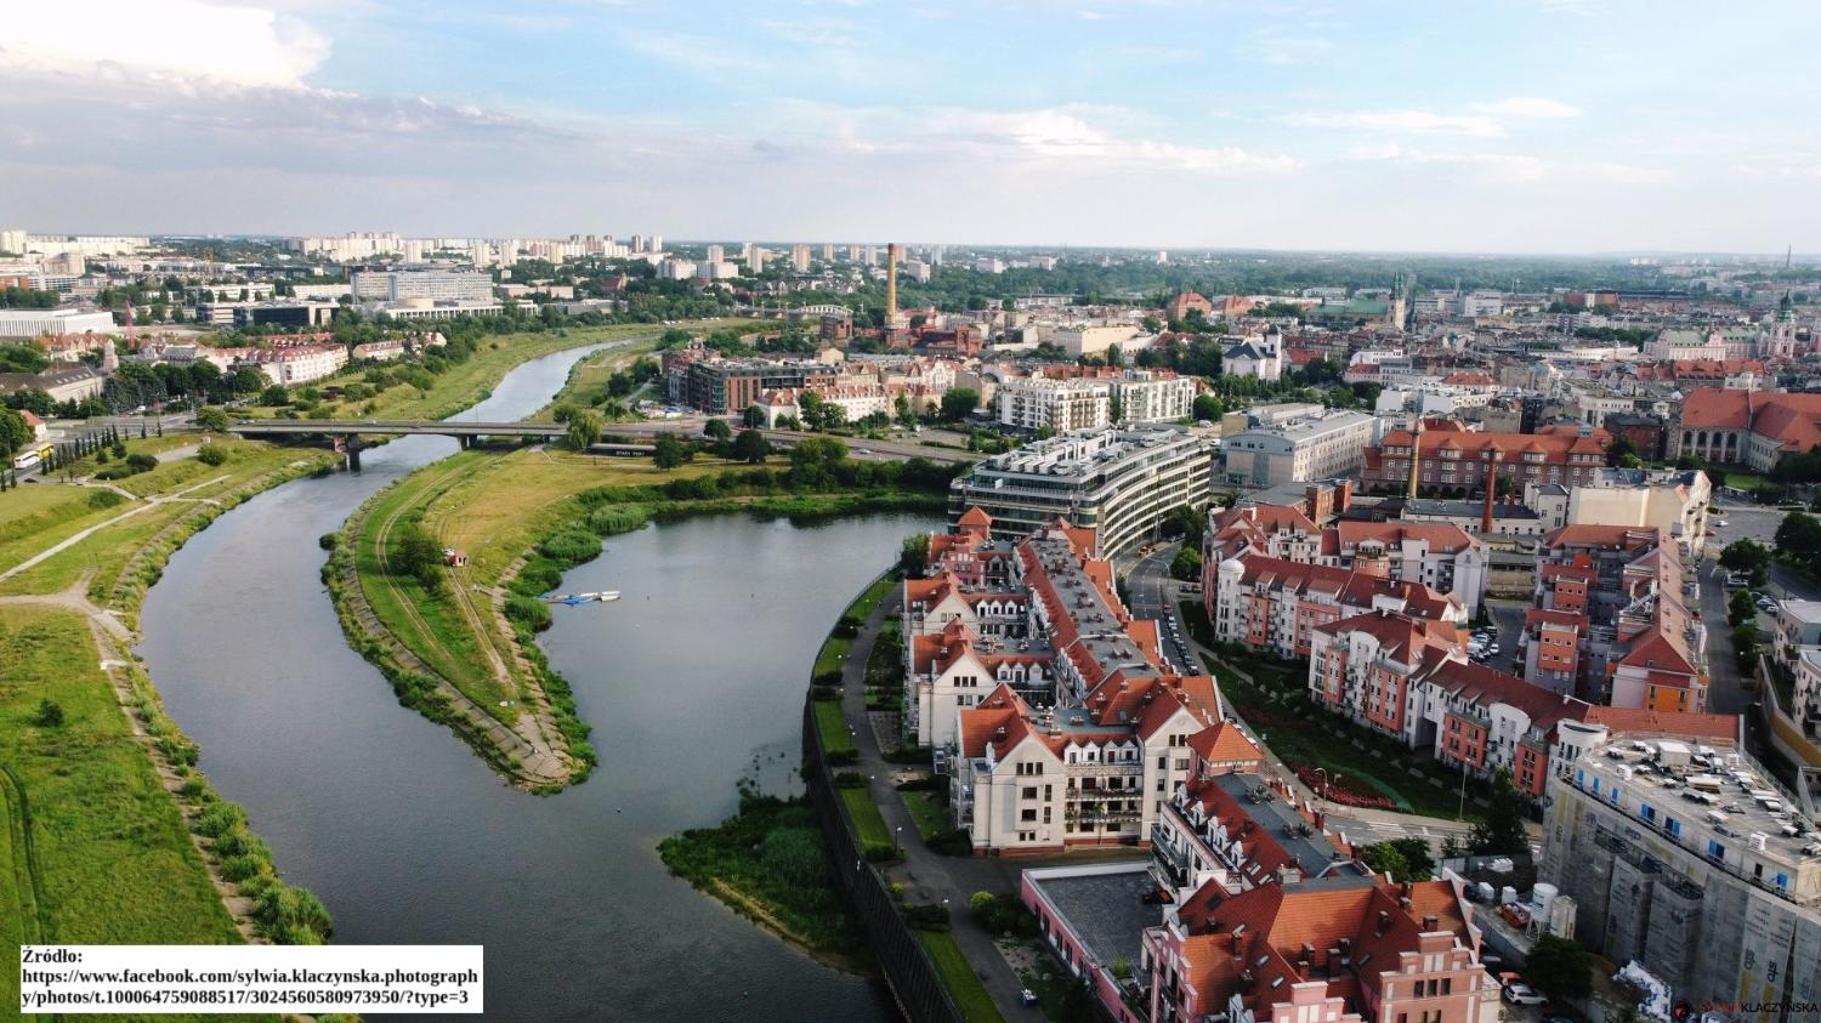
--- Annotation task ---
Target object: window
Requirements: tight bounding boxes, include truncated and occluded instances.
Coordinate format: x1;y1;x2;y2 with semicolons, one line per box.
1021;786;1038;800
1640;802;1656;822
1665;817;1682;838
1707;839;1726;862
1021;809;1037;822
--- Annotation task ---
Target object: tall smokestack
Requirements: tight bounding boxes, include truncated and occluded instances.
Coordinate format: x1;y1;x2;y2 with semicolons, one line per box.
1482;448;1498;534
1406;420;1424;500
886;243;901;324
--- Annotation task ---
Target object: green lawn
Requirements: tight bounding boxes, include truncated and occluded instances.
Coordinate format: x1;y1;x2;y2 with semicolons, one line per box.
839;786;895;849
814;633;853;679
901;787;950;839
0;606;259;1022
917;930;1007;1023
813;700;855;756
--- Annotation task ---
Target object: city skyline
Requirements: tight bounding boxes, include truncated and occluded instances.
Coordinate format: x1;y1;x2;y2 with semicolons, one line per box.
2;0;1818;253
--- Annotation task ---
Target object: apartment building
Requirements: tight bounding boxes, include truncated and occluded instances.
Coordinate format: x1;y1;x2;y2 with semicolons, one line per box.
1220;407;1376;487
1362;423;1609;496
1541;736;1821;1021
238;344;349;386
929;518;1225;853
1564;467;1712;556
1208;552;1466;661
947;425;1214;560
1533;525;1707;711
994;376;1111;432
1204;506;1489;618
684;358;839;415
1110;370;1196;424
1144;875;1497;1023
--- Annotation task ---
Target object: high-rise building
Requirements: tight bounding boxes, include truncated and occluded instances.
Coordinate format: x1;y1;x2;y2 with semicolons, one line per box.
821;242;835;261
790;244;811;273
706;244;724;264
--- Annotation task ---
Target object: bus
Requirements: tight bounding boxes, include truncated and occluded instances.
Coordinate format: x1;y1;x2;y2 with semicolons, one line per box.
11;443;53;472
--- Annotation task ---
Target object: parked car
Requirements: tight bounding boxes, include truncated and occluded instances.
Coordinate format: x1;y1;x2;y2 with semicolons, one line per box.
1502;982;1547;1006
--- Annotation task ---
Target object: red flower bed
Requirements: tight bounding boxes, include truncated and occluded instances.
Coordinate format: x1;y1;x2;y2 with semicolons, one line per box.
1291;763;1395;810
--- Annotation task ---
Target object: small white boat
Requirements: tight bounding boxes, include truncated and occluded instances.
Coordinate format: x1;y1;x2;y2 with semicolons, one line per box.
549;591;622;606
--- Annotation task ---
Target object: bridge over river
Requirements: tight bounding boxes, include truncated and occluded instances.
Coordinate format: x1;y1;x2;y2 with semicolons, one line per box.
226;418;976;468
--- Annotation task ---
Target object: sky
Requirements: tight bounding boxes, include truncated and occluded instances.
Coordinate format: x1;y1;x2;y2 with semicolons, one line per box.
1;0;1817;254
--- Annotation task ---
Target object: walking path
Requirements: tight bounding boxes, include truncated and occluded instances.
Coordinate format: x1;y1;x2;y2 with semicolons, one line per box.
0;475;229;583
839;589;1132;1021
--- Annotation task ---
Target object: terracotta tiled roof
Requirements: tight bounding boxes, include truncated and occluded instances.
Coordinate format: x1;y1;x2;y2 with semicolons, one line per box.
1581;706;1737;741
1188;722;1264;765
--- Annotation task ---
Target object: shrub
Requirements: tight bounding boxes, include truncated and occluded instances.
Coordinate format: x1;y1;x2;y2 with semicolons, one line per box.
812;670;844;688
318;532;338;551
197;444;229;466
757;827;831;889
254;885;334;944
539;528;602;561
811;685;842;702
895;775;939;791
586;504;649;535
191;802;247;839
87;489;124;510
825;749;859;766
505;595;554;631
833;771;867;788
926;828;973;856
33;699;64;727
125;452;158;472
903;903;950;930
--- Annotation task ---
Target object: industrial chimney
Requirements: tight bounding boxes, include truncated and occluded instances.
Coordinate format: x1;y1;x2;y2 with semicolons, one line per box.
886;243;901;325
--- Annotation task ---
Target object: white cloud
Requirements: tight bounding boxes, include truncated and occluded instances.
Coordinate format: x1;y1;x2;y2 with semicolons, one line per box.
1290;109;1505;138
1468;97;1582;119
0;0;328;88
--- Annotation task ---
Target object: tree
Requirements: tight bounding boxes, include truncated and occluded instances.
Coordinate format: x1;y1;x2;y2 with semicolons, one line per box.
392;523;444;589
1776;512;1821;573
197;444;228;466
33;699;65;727
1729;588;1758;627
566;410;603;451
0;343;50;373
1141;315;1163;333
703;418;732;441
797;392;827;431
1467;768;1530;855
742;404;765;429
894;394;918;429
1356;841;1410;879
731;428;771;464
195;407;232;432
900;533;930;576
940;388;979;422
1524;934;1593;1000
652;432;692;469
1191;393;1225;424
1605;434;1640;468
1720;538;1771;577
0;407;29;459
1170;546;1202;581
259;384;289;406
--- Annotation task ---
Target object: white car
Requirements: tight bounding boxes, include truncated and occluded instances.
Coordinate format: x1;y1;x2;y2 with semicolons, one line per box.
1501;982;1546;1006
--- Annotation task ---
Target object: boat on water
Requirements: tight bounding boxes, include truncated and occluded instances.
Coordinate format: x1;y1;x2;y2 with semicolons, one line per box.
546;591;622;606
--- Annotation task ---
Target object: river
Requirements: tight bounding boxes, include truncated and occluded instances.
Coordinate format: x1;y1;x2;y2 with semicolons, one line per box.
137;341;929;1021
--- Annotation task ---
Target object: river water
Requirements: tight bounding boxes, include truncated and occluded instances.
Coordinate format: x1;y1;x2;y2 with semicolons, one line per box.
137;342;927;1021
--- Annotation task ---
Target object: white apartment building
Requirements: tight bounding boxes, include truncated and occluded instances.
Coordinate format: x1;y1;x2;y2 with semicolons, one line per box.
995;377;1110;432
1110;371;1195;424
351;268;495;304
949;425;1214;560
1565;468;1712;556
1220;407;1377;487
0;308;117;338
1048;324;1139;357
658;259;696;280
239;344;349;386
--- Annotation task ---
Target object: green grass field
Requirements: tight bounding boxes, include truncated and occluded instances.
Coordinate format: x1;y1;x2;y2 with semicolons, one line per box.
839;787;895;849
900;787;949;839
0;605;256;1021
813;700;855;756
917;930;1006;1023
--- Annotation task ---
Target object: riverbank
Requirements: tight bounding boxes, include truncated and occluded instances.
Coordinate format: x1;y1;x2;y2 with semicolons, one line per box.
326;436;953;789
234;320;738;423
1;435;345;1016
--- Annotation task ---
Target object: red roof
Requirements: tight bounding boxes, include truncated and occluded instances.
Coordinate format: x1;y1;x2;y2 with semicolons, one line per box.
1581;706;1737;741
